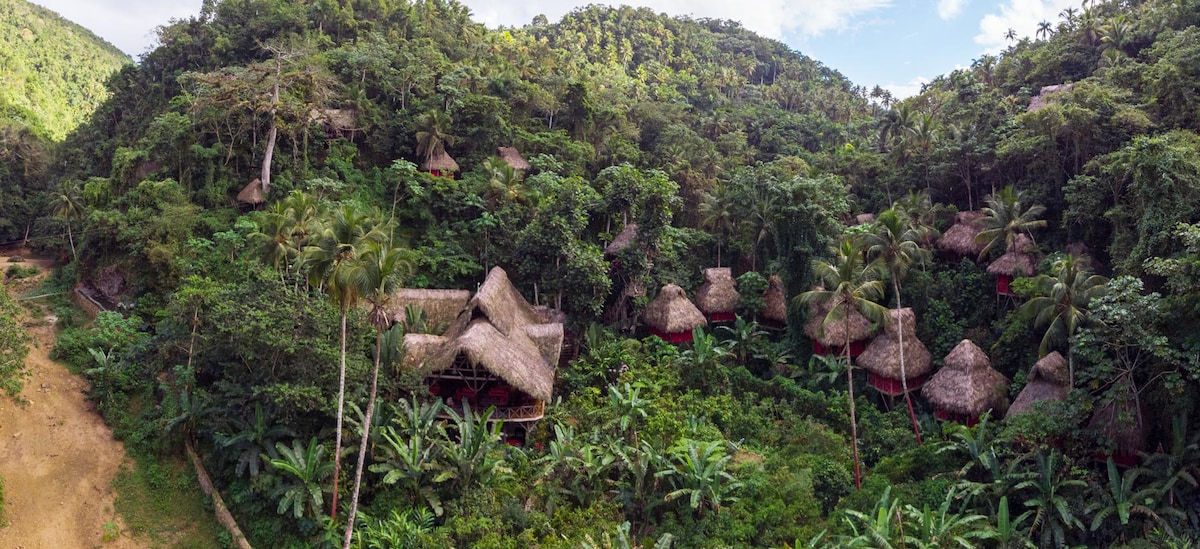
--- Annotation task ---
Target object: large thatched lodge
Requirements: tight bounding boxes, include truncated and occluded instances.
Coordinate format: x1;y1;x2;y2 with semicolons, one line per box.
398;267;561;443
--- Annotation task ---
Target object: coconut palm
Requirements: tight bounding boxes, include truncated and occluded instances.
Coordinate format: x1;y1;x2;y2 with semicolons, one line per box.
864;209;931;445
975;186;1047;261
342;240;413;548
50;182;84;263
1004;28;1017;44
798;238;888;489
699;183;737;267
1036;20;1053;40
302;204;388;520
1018;254;1107;386
414;109;455;167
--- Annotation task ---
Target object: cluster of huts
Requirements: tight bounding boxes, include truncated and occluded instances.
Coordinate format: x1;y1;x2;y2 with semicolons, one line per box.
635;268;787;343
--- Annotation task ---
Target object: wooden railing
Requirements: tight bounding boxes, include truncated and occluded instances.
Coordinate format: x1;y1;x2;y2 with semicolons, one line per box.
491;401;545;421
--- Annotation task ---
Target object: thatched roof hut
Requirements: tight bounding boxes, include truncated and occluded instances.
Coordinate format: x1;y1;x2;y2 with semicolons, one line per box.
497;147;531;171
938;211;986;257
922;339;1010;424
803;294;875;355
1008;352;1070;417
409;266;562;408
854;213;876;226
309;108;358;135
386;289;471;333
236;179;265;205
695;268;739;322
761;275;787;329
987;233;1038;278
642;284;707;343
856;308;933;395
1088;388;1148;467
1027;83;1074;111
421;151;460;174
605;223;638;258
401;334;447;369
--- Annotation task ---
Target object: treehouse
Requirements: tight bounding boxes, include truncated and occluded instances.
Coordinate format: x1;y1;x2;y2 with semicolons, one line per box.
403;267;561;443
803;293;875;358
760;275;788;331
308;108;358;139
936;211;986;259
604;222;638;264
856;308;932;396
236;178;265;207
497;146;531;172
1088;382;1147;468
641;284;706;344
695;268;739;324
421;151;460;178
922;339;1010;426
1007;352;1069;418
987;234;1037;297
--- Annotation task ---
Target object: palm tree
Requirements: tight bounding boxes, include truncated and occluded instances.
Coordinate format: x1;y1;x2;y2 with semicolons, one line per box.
1059;7;1078;28
1005;28;1018;44
1018;254;1107;386
50;182;84;263
414;109;455;167
342;240;413;548
1036;20;1053;40
699;183;736;267
798;238;888;489
864;209;931;445
975;186;1047;261
302;204;387;520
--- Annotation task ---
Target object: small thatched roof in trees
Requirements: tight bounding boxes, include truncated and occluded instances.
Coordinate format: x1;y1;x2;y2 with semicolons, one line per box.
922;339;1010;417
695;268;739;315
856;308;933;379
421;151;460;173
385;289;471;332
1088;391;1148;456
1008;352;1069;417
987;234;1038;277
642;284;707;334
605;223;638;258
761;275;787;325
237;179;265;204
412;266;560;402
938;211;986;256
308;108;357;131
802;294;875;347
497;147;531;170
1028;83;1074;111
854;213;876;226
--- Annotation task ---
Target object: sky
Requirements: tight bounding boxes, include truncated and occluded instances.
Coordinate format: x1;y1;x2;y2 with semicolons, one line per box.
30;0;1078;99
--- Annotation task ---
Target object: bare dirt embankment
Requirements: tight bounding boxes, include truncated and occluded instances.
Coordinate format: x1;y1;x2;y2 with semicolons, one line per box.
0;255;145;549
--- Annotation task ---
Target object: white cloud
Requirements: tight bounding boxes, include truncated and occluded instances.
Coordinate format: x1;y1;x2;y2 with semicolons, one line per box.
463;0;892;40
30;0;201;58
937;0;968;20
884;76;929;99
973;0;1075;54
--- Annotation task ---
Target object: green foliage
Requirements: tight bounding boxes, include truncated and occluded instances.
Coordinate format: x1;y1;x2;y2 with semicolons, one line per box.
0;284;28;399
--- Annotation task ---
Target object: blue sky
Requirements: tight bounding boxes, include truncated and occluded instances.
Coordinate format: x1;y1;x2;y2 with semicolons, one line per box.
31;0;1077;98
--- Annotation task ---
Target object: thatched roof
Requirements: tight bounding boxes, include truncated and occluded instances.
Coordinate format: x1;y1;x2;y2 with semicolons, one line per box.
1008;352;1069;417
642;284;707;334
605;223;638;257
938;211;986;256
1088;392;1148;455
497;147;531;170
386;289;471;333
401;334;447;368
856;308;932;379
922;339;1010;417
695;268;739;315
421;151;460;173
410;266;561;402
802;294;875;347
854;213;876;226
1027;83;1074;111
309;108;357;131
761;275;787;324
237;179;265;204
427;319;555;401
987;234;1037;277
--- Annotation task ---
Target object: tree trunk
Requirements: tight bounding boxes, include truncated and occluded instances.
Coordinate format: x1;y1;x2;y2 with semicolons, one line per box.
66;221;77;263
342;329;384;548
895;278;922;445
330;300;348;520
261;60;281;195
844;303;862;490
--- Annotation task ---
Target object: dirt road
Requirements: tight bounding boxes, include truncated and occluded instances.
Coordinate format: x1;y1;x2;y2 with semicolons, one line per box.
0;258;144;549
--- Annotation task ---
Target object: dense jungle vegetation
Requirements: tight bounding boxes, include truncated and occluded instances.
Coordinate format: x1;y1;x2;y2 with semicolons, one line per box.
2;0;1200;546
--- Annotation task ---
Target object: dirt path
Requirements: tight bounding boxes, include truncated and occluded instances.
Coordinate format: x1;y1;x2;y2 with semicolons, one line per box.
0;257;144;549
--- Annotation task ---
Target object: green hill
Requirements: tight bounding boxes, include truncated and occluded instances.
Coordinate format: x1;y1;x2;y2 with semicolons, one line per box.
0;0;129;140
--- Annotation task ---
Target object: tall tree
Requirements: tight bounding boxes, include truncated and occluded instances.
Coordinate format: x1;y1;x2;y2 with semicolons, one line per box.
975;186;1047;260
798;238;887;489
303;204;387;520
414;109;456;167
50;182;84;263
1018;254;1107;386
864;209;931;445
342;240;413;548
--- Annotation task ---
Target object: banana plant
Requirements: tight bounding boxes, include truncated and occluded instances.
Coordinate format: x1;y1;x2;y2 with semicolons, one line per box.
266;437;334;520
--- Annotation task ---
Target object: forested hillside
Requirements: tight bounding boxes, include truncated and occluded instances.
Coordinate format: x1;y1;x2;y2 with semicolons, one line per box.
0;0;129;140
9;0;1200;547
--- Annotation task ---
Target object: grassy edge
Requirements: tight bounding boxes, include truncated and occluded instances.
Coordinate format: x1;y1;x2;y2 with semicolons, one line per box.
111;453;226;548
